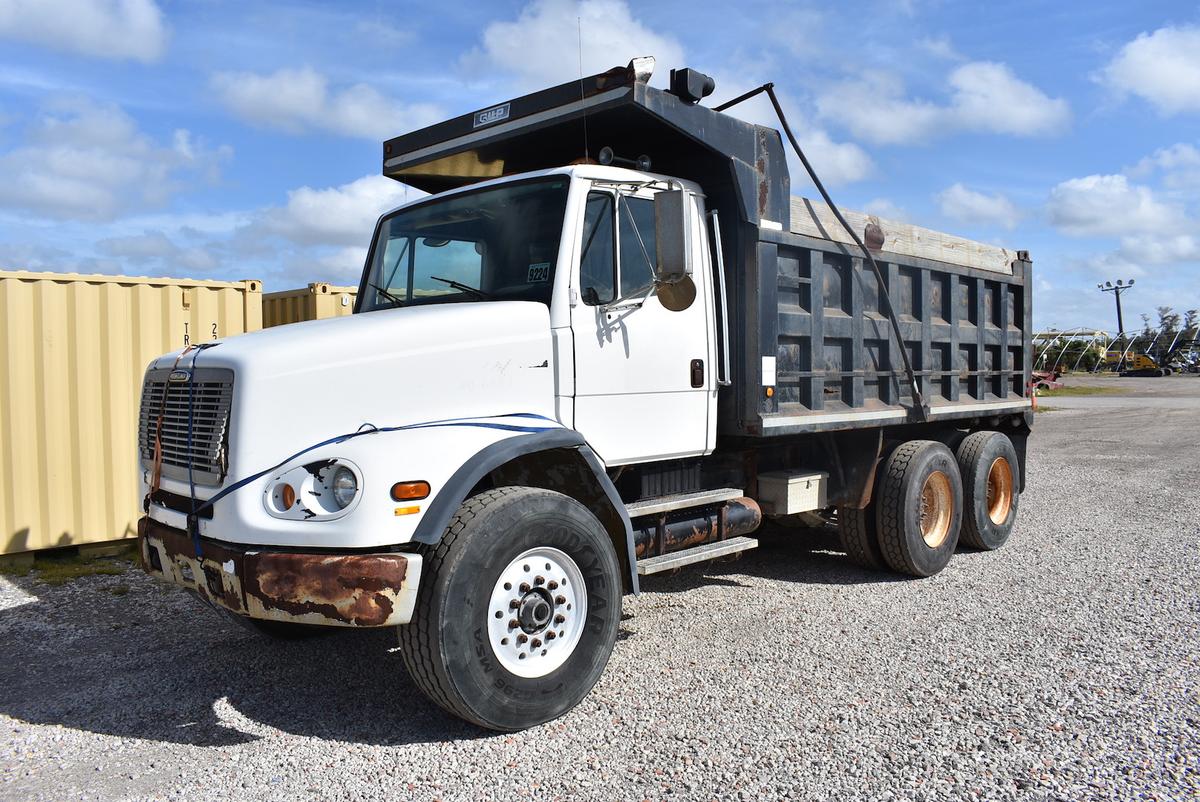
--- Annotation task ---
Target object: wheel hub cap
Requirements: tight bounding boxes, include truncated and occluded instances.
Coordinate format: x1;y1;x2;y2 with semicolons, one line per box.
517;589;554;633
985;457;1014;524
487;546;586;678
919;470;954;548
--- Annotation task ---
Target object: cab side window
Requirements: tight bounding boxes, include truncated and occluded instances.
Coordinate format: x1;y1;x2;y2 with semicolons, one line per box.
580;192;615;305
618;195;657;296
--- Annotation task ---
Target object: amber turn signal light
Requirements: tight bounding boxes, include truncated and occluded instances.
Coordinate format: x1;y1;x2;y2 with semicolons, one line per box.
281;483;296;509
391;481;430;501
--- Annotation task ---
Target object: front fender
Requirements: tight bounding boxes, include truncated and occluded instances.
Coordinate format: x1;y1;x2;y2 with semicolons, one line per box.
411;428;639;594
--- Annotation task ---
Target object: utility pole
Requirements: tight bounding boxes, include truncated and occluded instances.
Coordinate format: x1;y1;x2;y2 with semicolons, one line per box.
1098;279;1135;335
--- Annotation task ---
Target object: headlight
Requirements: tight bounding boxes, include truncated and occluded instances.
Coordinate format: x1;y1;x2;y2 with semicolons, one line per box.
331;466;358;509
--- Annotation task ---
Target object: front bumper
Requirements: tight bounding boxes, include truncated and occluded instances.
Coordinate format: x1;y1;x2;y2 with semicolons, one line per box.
138;517;423;627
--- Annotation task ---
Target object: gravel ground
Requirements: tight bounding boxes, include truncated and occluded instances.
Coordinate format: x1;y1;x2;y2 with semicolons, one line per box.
2;375;1198;801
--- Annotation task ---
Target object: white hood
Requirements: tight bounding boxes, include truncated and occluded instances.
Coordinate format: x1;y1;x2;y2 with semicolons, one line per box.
153;301;556;479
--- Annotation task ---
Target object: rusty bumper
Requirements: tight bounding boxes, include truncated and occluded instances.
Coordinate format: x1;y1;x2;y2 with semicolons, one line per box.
138;517;423;627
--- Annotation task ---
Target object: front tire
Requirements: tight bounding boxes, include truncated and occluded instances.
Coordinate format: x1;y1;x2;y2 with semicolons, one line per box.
398;487;622;731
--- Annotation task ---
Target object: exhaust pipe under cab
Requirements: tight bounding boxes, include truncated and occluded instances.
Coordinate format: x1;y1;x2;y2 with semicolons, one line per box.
631;496;762;559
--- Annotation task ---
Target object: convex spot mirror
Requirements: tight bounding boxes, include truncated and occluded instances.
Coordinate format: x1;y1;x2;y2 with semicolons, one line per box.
653;189;695;311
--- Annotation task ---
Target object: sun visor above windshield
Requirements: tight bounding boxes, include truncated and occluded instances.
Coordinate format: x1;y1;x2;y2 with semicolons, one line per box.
380;63;790;227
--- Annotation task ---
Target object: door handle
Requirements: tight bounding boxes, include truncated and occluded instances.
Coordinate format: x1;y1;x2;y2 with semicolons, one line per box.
690;359;705;388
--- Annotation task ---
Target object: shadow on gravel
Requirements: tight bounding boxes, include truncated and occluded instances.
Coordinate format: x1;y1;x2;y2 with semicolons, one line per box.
0;523;950;749
0;576;489;748
638;523;910;593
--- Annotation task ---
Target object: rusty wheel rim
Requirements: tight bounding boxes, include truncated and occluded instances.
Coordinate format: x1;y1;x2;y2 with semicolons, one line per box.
986;457;1014;525
919;470;954;548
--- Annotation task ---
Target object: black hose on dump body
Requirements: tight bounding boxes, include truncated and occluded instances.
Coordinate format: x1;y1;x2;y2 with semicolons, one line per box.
714;83;929;419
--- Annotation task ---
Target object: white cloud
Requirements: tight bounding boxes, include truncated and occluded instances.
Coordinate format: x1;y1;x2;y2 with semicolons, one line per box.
863;198;910;222
937;183;1021;229
1046;174;1188;237
0;0;167;62
465;0;686;90
947;62;1070;137
1127;142;1200;190
211;67;442;140
918;35;960;61
815;72;942;145
1100;25;1200;115
1117;234;1200;265
793;129;873;187
0;98;230;221
259;174;415;247
817;61;1069;145
96;229;217;272
314;246;370;281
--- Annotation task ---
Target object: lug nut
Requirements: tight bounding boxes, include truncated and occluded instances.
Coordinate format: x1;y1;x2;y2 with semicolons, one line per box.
509;619;519;630
548;580;559;590
517;634;528;644
555;595;566;605
509;599;520;609
546;631;556;640
531;638;542;648
519;582;531;593
534;575;544;585
554;614;565;624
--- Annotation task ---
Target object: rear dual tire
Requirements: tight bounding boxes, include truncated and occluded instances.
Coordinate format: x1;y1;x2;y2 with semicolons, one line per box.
839;433;1020;577
956;431;1020;550
875;440;963;577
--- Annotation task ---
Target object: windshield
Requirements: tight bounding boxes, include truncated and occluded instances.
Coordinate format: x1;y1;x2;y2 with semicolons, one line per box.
359;178;570;311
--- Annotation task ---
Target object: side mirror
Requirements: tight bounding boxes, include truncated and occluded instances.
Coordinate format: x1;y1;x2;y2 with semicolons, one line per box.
654;190;691;281
654;190;695;311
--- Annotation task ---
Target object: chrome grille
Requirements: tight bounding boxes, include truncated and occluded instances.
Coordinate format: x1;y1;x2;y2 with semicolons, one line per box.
138;367;234;486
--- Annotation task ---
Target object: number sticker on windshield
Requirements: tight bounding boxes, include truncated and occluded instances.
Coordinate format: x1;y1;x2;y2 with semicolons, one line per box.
527;263;550;283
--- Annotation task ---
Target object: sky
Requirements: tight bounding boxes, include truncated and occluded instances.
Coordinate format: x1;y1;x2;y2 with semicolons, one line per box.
0;0;1197;332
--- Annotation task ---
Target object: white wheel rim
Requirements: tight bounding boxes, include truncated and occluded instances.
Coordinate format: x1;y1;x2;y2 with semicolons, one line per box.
487;546;587;678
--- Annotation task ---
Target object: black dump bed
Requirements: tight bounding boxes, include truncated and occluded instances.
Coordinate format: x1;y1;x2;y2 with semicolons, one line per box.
382;62;1033;438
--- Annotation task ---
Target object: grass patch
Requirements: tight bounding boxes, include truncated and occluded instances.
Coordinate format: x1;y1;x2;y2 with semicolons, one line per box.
0;559;32;578
31;552;131;586
1037;385;1126;397
1;543;139;586
1034;405;1060;413
109;583;131;596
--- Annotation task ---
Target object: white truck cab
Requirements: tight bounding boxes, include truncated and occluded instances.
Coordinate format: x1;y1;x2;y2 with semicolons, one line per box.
137;60;1033;731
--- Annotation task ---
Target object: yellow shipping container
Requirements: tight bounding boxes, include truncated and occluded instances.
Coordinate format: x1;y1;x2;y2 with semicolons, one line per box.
263;282;356;327
0;270;263;556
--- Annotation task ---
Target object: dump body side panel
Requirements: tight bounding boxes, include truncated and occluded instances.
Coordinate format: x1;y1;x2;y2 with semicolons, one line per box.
726;227;1032;437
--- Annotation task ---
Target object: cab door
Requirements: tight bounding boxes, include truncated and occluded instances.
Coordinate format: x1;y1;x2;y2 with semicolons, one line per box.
569;186;715;465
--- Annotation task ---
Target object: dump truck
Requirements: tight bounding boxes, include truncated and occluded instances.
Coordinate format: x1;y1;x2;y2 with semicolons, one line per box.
136;59;1033;731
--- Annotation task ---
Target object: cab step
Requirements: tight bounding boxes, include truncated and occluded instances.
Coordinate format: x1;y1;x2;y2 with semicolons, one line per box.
625;487;744;518
636;536;758;575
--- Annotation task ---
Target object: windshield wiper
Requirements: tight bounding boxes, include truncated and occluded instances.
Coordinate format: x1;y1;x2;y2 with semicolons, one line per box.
430;276;494;300
368;282;407;308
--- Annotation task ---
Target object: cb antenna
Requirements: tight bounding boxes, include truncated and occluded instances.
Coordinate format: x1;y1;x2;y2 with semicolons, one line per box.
577;16;589;163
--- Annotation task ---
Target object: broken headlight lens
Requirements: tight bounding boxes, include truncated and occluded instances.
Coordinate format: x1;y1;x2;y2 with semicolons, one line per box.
331;466;358;509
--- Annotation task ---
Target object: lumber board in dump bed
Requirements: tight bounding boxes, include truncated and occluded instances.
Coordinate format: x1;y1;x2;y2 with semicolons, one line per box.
789;197;1016;276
